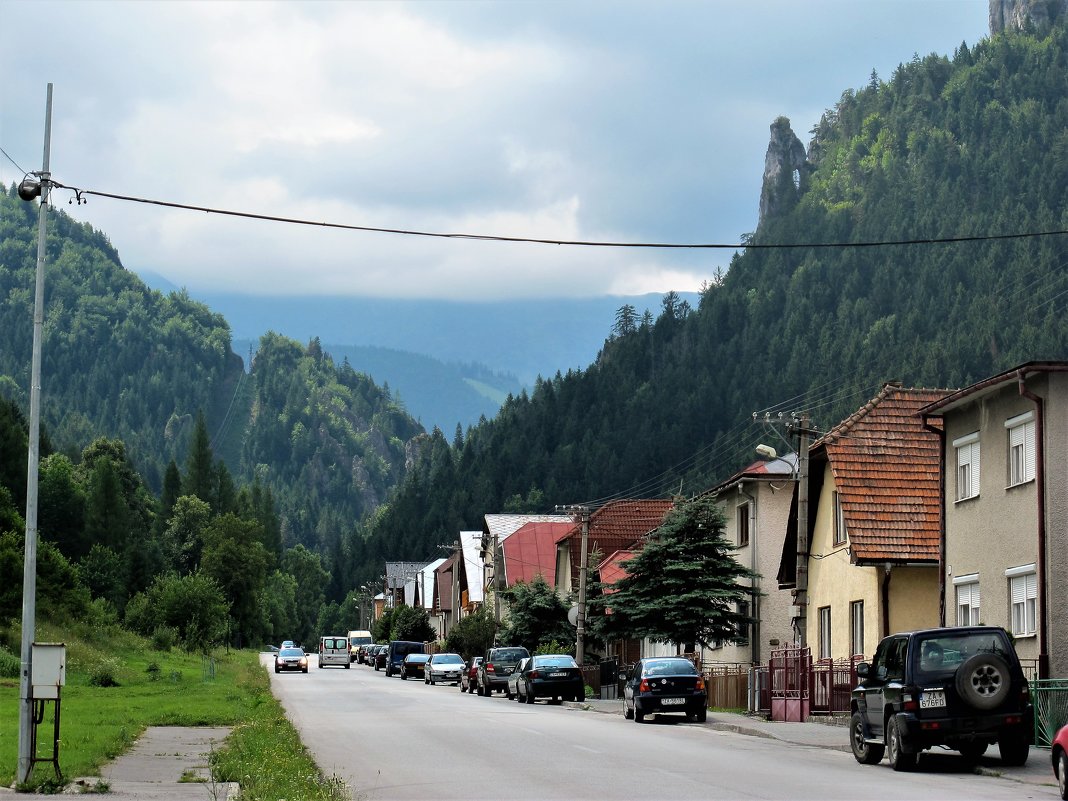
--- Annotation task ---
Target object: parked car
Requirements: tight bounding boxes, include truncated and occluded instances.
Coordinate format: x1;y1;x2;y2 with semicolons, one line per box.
281;640;295;649
400;653;431;680
622;657;706;723
849;626;1033;771
386;641;426;677
274;647;308;674
460;657;483;693
374;645;388;671
426;653;465;685
1052;723;1068;800
478;646;530;696
317;635;351;669
507;657;531;700
516;654;585;704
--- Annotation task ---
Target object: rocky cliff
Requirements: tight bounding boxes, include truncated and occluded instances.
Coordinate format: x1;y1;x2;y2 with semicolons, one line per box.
990;0;1068;34
758;117;808;226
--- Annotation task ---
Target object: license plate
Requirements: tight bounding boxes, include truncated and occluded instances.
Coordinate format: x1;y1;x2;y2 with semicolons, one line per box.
549;672;566;677
920;690;946;708
661;697;686;706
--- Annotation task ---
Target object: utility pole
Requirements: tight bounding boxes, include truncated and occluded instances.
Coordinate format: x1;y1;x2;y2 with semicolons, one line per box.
791;412;812;649
17;83;53;786
560;506;591;664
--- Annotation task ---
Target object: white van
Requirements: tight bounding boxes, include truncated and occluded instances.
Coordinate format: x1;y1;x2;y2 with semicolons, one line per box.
318;636;350;669
347;630;373;663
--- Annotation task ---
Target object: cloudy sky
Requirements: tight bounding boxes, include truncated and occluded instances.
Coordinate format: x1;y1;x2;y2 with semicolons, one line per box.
1;1;989;300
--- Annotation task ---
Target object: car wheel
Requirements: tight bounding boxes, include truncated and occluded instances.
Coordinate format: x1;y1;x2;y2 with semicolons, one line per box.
850;712;884;765
576;692;585;702
623;700;633;720
476;682;484;696
887;717;916;772
695;708;707;723
401;672;407;680
525;689;535;704
274;667;280;674
301;668;308;674
345;662;350;670
1057;749;1068;800
634;706;645;723
955;653;1010;711
998;728;1030;766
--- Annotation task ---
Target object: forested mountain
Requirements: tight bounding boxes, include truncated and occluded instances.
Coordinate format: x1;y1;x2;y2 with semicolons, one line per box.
0;186;424;553
346;20;1068;581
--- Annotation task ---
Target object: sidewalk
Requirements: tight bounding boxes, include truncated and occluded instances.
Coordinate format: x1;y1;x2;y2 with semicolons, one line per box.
2;727;236;799
569;697;1057;791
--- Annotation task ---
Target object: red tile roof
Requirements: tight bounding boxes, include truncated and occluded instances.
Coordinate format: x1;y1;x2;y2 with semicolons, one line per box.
814;385;952;563
502;521;573;587
563;499;674;578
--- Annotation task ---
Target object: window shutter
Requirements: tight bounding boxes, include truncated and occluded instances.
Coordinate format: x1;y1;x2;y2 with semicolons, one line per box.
1025;421;1036;480
1011;575;1025;604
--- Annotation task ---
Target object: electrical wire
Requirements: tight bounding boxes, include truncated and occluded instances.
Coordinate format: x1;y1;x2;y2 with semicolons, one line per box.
46;179;1068;251
0;146;27;176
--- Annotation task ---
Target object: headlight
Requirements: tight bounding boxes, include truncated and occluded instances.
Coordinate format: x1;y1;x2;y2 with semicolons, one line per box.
299;657;308;666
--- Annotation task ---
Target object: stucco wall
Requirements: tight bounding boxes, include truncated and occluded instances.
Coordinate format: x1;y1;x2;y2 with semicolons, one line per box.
707;477;796;665
939;369;1068;677
886;566;940;635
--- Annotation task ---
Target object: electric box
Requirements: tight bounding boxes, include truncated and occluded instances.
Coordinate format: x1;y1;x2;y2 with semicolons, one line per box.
31;643;66;700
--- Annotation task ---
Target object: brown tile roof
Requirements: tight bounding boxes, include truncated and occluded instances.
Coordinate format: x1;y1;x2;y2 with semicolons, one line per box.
814;385;952;563
563;499;674;577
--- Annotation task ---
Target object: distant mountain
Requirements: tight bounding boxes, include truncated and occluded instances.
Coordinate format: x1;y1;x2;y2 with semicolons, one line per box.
233;338;521;433
135;276;698;386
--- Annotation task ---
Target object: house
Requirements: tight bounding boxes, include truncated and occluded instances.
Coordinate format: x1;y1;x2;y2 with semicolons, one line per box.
780;384;951;662
384;561;431;609
707;453;797;666
919;361;1068;679
417;557;447;639
433;530;486;637
501;520;573;588
481;514;572;625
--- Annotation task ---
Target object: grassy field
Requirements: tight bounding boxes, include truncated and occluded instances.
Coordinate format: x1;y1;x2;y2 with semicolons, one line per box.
0;620;345;799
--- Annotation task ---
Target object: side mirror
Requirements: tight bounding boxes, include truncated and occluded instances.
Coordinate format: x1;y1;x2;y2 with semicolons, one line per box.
856;662;870;679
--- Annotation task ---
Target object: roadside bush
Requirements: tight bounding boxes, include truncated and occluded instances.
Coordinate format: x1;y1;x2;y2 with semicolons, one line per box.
151;625;178;652
87;656;122;687
0;646;20;678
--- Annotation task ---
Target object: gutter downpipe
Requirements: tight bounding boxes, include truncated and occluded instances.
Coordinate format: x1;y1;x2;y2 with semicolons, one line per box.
921;415;947;627
738;481;759;664
881;563;893;639
1018;370;1049;680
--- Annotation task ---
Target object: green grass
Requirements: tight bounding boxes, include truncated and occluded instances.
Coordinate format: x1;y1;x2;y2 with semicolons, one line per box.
0;620;347;799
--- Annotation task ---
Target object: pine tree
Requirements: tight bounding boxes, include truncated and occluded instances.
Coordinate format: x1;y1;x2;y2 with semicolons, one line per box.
183;410;215;509
600;496;755;649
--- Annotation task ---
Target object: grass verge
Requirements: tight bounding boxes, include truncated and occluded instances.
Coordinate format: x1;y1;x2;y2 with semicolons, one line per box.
0;619;348;799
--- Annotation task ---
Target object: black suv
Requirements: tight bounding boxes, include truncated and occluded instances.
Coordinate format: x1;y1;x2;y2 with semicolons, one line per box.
477;646;530;696
849;626;1033;771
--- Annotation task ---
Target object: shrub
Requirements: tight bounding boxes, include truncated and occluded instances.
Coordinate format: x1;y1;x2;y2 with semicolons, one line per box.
87;657;121;687
151;625;178;652
0;646;20;678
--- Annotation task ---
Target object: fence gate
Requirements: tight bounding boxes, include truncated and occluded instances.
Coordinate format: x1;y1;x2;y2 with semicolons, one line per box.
769;646;810;722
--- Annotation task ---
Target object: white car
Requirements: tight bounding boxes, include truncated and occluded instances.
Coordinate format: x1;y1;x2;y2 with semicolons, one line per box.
425;653;465;685
318;636;351;668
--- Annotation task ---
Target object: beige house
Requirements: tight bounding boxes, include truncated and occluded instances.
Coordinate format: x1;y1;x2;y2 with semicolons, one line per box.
707;454;796;666
919;361;1068;680
781;385;951;661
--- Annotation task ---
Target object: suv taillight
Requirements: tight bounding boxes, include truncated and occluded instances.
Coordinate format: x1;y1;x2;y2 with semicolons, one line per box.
486;663;495;673
639;678;651;692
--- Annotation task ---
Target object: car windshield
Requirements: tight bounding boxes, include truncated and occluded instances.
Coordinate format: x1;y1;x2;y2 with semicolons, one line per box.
406;654;430;663
279;648;304;657
534;656;577;668
492;649;527;661
434;654;464;664
643;658;697;676
913;631;1014;680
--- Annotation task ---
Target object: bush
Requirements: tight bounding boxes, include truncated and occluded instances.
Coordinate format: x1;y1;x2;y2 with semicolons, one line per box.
151;625;178;652
0;646;20;678
88;657;122;687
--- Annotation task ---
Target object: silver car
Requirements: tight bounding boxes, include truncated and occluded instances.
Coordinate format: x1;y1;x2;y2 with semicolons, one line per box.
425;652;465;685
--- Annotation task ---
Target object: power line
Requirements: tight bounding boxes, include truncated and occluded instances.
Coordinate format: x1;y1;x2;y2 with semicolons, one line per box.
46;179;1068;251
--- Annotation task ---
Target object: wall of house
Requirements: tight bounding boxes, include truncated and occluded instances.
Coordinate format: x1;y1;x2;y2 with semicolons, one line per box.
886;566;940;636
1046;373;1068;678
807;464;882;660
707;477;796;666
941;372;1058;672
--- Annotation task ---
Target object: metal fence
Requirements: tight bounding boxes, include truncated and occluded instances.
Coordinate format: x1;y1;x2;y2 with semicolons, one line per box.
1032;678;1068;748
810;655;863;717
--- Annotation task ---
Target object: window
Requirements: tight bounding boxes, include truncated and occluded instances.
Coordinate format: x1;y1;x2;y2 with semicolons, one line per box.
833;491;847;545
818;606;831;660
737;501;750;547
954;432;980;501
849;600;864;657
736;599;750;646
1006;412;1036;487
1007;565;1037;636
955;577;980;626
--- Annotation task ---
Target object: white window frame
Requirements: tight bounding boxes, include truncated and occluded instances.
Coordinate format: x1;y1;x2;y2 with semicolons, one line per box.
833;491;847;546
1005;412;1036;488
1006;564;1037;637
818;606;832;660
849;599;864;658
953;574;980;625
953;432;980;501
736;501;750;547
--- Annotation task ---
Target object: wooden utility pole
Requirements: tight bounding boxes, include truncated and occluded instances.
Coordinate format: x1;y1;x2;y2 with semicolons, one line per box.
793;412;812;649
575;507;590;665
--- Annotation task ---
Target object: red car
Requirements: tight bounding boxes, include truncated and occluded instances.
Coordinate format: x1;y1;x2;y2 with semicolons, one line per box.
460;657;483;694
1052;724;1068;800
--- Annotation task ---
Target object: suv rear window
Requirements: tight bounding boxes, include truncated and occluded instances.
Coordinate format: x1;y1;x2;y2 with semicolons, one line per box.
913;630;1014;681
490;648;528;661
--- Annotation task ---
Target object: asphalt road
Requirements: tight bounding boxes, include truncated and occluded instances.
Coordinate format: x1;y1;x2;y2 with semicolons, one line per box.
265;656;1046;801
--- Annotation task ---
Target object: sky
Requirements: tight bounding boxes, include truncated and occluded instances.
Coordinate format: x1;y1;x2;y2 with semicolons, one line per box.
1;1;990;301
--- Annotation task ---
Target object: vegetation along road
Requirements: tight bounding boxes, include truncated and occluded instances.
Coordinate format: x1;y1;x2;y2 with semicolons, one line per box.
266;655;1030;801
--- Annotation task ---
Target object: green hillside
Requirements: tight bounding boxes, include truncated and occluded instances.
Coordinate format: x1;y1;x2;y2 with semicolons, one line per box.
349;21;1068;579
